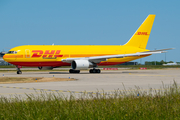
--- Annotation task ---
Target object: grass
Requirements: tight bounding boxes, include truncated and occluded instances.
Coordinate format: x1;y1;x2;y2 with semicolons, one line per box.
0;66;16;68
0;81;180;119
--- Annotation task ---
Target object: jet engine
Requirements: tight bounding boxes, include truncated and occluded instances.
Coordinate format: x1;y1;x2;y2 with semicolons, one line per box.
71;60;95;70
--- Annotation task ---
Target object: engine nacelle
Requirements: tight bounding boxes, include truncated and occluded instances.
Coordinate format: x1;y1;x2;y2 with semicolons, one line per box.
71;60;94;70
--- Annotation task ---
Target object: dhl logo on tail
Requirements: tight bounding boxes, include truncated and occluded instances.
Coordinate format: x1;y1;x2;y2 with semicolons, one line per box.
32;50;63;58
135;32;149;35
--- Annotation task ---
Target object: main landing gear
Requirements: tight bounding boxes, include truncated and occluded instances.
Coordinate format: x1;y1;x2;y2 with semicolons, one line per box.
17;68;22;74
69;69;80;73
89;69;101;73
69;68;101;74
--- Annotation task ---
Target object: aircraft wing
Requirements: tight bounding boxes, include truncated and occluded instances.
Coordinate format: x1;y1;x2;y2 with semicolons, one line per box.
61;48;174;63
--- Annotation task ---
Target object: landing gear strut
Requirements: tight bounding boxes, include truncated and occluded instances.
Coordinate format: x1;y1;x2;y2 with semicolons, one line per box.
69;69;80;73
17;68;22;74
89;69;101;73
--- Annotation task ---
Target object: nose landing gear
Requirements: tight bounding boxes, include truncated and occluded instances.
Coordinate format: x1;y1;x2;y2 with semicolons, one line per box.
17;68;22;74
16;66;22;74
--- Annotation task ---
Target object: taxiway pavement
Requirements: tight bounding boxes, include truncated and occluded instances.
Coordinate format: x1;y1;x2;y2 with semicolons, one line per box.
0;69;180;98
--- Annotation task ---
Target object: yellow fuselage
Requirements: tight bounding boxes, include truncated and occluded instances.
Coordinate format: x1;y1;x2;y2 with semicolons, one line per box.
3;45;150;67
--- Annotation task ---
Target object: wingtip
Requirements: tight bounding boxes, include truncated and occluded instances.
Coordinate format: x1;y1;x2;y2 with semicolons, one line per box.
167;48;175;50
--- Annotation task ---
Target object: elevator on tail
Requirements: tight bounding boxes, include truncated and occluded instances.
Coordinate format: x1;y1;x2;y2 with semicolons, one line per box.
3;14;173;74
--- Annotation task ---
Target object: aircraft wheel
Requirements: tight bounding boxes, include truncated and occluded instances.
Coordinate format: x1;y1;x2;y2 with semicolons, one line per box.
38;67;42;70
69;69;80;73
69;69;73;73
89;69;92;73
76;70;80;73
97;69;101;73
93;69;96;73
89;69;101;73
89;69;95;73
17;71;22;74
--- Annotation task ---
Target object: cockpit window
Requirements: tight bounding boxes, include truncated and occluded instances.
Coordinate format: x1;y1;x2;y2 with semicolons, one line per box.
7;51;17;54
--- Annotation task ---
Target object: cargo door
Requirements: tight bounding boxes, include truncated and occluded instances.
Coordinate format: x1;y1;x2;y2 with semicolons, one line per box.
25;49;31;58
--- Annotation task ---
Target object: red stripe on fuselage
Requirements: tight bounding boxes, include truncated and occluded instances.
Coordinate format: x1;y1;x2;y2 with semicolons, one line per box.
9;61;71;67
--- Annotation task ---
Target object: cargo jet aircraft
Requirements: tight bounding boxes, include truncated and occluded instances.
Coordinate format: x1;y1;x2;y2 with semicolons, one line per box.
3;14;173;74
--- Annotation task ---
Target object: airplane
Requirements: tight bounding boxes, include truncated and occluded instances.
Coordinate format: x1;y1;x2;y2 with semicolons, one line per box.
3;14;173;74
163;62;178;66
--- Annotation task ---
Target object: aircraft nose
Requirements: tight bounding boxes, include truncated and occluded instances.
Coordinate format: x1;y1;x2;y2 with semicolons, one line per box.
3;54;9;62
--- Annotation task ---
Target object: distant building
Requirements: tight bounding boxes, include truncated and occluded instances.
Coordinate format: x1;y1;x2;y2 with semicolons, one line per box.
0;51;6;57
119;62;138;65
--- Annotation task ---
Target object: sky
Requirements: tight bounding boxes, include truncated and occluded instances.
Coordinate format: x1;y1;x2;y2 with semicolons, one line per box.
0;0;180;64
